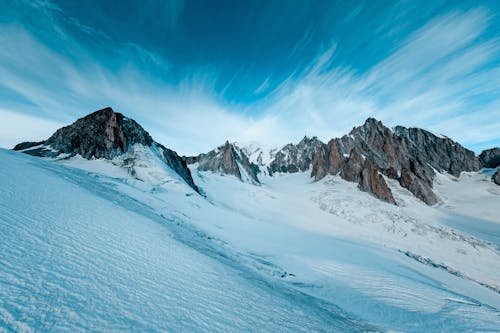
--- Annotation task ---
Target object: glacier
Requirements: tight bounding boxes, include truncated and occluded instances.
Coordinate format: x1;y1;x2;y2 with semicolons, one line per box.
0;147;499;332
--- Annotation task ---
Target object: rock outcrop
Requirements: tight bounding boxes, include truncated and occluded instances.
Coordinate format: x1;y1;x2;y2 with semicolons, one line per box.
187;141;260;184
14;107;199;192
268;136;323;175
493;169;500;186
340;148;365;183
479;148;500;168
311;139;343;181
359;160;396;204
295;118;480;205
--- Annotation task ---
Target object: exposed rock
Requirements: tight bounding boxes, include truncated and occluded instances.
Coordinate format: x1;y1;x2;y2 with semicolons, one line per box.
327;139;343;175
156;143;199;192
13;141;45;151
399;167;438;205
188;141;260;184
479;148;500;168
14;107;199;192
43;107;153;159
340;148;365;183
394;126;481;177
311;139;344;181
359;160;396;204
268;136;324;175
493;169;500;186
298;117;480;205
311;144;329;181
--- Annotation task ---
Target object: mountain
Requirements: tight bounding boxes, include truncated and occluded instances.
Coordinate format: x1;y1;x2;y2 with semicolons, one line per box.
5;109;500;332
191;118;497;206
268;136;324;175
185;141;260;184
267;118;483;205
13;107;198;192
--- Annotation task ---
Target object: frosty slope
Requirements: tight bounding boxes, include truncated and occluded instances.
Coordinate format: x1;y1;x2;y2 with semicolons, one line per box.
1;144;499;332
0;149;375;332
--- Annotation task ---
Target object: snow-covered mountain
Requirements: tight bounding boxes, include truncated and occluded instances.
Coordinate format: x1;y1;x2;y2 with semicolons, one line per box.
185;141;260;184
192;118;491;206
3;107;500;332
13;107;199;192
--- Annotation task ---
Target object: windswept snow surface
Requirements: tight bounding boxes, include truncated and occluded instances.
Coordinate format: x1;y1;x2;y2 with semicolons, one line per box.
1;147;499;332
0;149;376;332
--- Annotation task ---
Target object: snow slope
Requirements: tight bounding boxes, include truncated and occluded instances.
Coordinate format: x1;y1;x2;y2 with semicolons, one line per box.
1;147;499;332
0;149;376;332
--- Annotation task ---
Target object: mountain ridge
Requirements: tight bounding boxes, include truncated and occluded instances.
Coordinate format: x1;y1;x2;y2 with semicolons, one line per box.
13;107;499;205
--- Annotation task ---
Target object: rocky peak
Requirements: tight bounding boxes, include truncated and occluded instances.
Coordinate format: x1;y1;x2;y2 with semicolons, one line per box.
15;107;153;159
308;117;481;205
479;148;500;168
187;142;260;184
268;136;324;175
13;107;199;193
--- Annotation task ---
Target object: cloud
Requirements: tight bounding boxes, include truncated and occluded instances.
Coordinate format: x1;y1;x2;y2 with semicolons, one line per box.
258;8;500;151
0;2;499;156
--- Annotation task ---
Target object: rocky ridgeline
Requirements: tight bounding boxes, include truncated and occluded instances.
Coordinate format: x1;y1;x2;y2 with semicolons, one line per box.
310;118;481;205
13;109;499;204
13;107;198;192
267;136;324;174
193;118;495;206
186;141;260;184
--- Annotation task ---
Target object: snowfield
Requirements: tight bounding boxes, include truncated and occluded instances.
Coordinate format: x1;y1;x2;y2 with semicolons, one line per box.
1;146;499;332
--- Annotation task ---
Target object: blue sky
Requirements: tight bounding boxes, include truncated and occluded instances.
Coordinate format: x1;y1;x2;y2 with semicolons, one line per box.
0;0;499;154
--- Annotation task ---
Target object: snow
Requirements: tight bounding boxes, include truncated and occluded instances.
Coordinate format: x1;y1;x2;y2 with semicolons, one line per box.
0;149;375;332
1;147;499;332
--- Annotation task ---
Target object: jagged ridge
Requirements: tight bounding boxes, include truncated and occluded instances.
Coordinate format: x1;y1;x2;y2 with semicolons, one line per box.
186;141;260;184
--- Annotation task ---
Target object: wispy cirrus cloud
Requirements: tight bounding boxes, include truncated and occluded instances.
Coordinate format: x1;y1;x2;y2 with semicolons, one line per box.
259;8;500;150
0;1;499;155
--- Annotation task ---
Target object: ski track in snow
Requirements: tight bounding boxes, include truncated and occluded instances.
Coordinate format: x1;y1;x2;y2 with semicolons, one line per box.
1;147;500;332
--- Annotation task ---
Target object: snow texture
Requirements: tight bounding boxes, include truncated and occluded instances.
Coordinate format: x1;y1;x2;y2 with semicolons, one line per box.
1;147;499;332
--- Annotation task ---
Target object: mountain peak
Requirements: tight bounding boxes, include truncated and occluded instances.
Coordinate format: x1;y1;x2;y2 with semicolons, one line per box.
187;142;260;184
13;108;199;192
44;107;153;159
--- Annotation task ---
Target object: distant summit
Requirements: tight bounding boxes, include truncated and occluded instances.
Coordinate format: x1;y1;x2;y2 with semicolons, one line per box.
186;141;260;184
14;107;198;192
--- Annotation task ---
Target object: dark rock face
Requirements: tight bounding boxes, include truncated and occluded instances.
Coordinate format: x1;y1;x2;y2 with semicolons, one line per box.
311;139;343;181
394;126;481;177
479;148;500;168
341;148;365;183
268;136;324;175
493;169;500;186
359;160;396;204
14;107;199;192
311;144;329;181
13;141;44;151
282;118;481;205
399;167;438;205
156;143;199;192
188;141;260;184
45;107;153;159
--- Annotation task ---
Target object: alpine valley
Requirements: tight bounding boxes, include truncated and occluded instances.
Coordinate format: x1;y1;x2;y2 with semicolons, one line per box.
2;107;500;332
